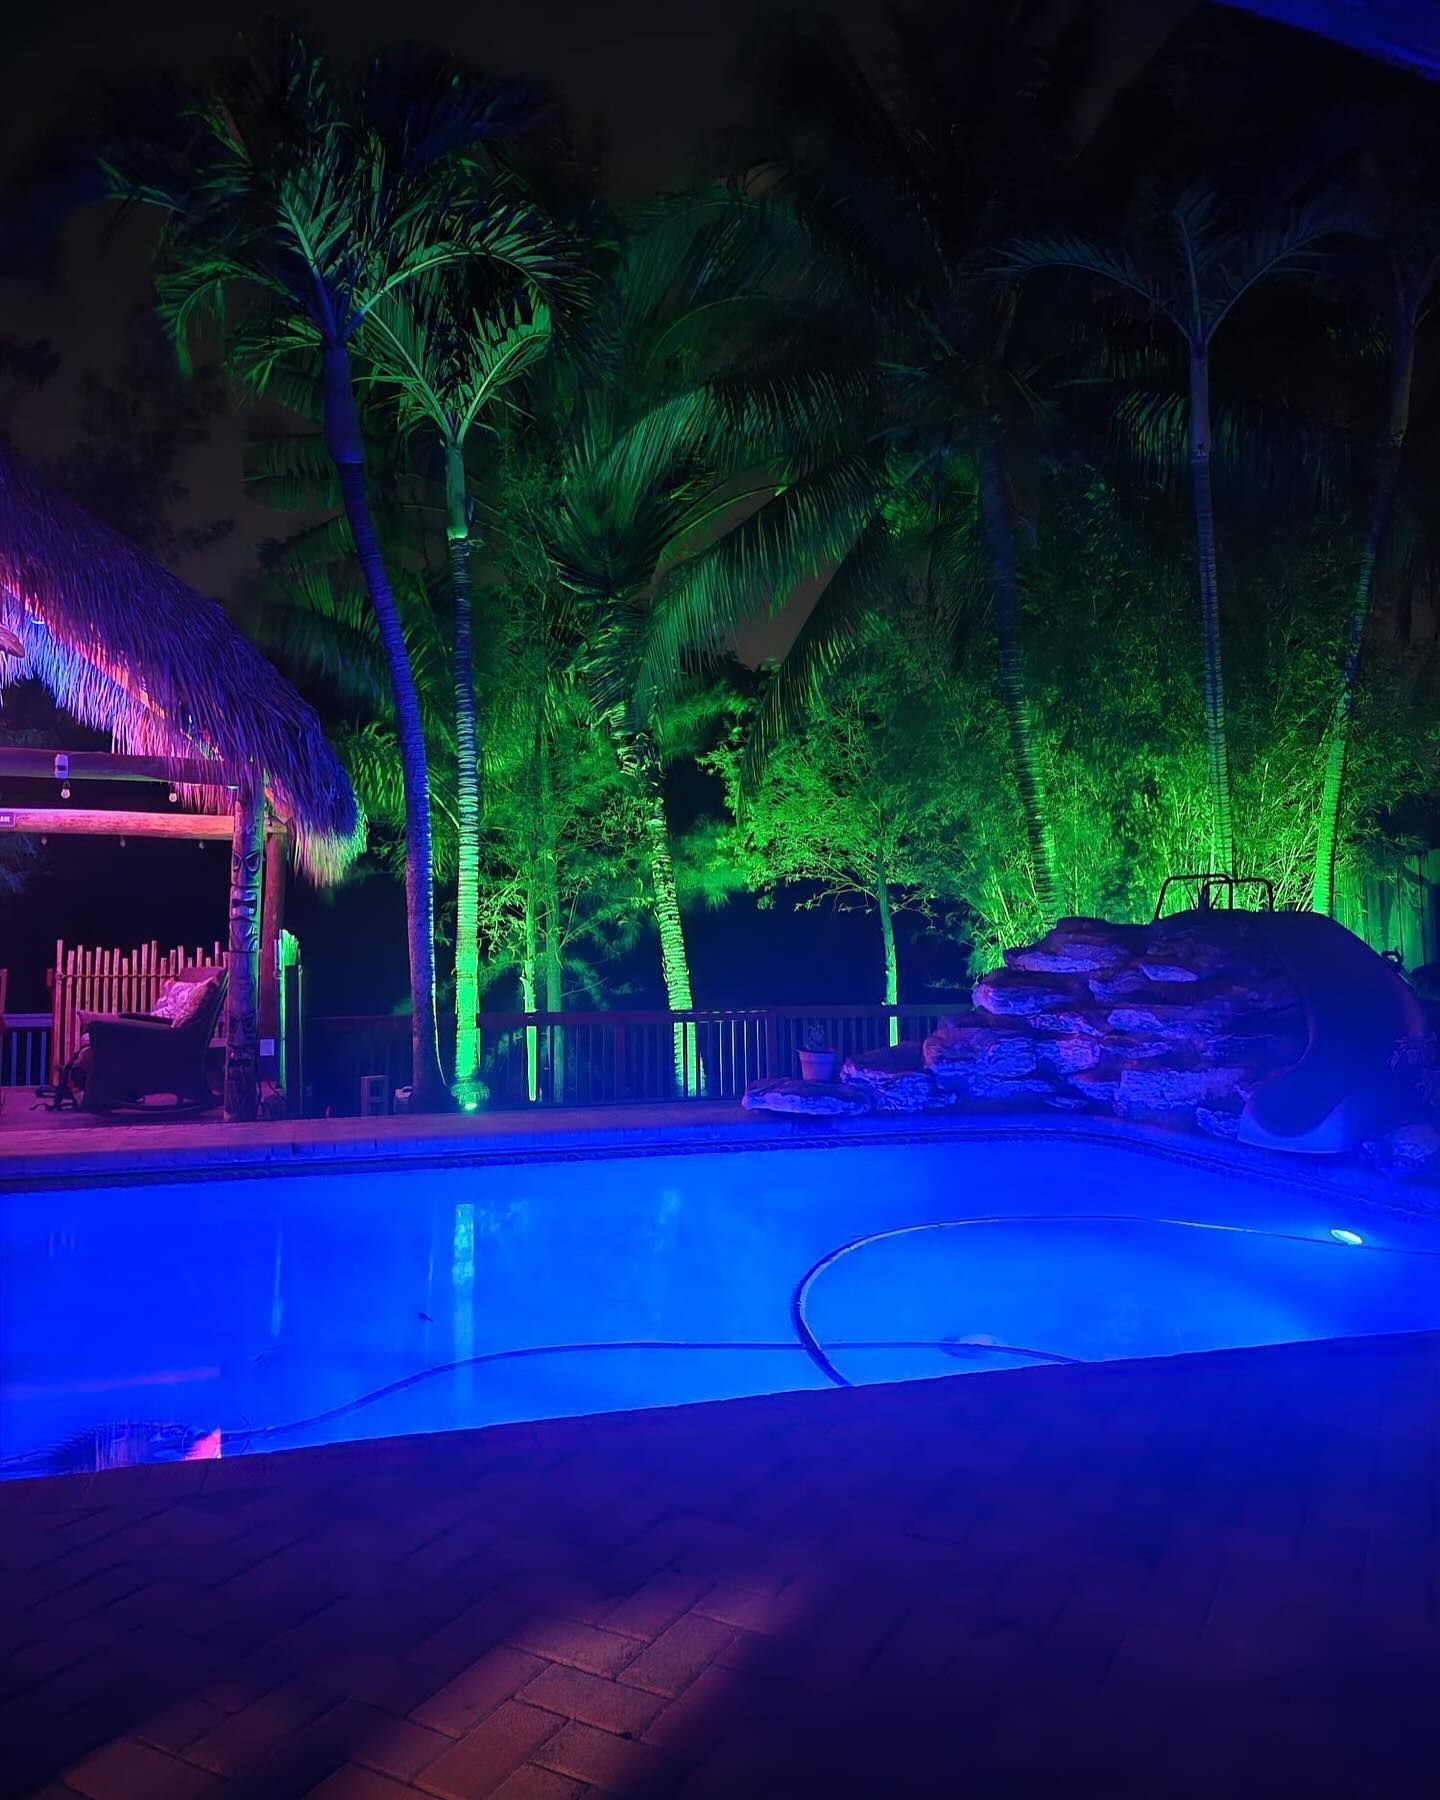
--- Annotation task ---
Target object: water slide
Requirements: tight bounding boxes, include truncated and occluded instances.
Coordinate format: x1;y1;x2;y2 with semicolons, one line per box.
1238;911;1426;1154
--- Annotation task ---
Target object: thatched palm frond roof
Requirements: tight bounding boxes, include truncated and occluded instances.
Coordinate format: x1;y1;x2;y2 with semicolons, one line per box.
0;444;362;882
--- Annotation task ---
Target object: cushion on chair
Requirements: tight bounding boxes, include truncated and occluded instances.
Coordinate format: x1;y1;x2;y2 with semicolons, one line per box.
150;976;221;1028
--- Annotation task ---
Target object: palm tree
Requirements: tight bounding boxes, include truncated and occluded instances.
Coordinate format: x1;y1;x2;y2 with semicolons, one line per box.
1312;179;1440;915
636;13;1067;934
1003;182;1349;877
358;269;559;1104
531;212;807;1080
103;31;543;1108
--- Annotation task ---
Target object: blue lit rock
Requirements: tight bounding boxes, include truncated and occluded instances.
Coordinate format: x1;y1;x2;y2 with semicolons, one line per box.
1363;1121;1440;1176
1005;919;1138;977
960;1072;1058;1101
923;1020;1038;1083
1067;1071;1120;1106
1117;1065;1251;1112
1028;1009;1108;1037
1032;1036;1102;1074
972;969;1083;1015
842;1044;956;1112
741;1077;873;1116
1195;1106;1242;1140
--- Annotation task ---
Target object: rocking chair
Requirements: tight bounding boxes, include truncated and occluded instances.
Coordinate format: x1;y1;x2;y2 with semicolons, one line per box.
74;968;227;1113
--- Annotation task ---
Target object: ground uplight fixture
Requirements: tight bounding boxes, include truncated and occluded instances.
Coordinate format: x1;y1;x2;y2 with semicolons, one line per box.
1330;1228;1364;1246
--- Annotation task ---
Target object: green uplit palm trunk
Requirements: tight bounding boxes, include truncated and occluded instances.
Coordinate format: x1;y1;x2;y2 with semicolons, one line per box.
325;346;446;1109
1187;345;1235;877
977;429;1060;925
446;442;484;1105
1312;311;1416;917
520;874;540;1104
615;725;697;1091
875;847;899;1048
537;727;565;1099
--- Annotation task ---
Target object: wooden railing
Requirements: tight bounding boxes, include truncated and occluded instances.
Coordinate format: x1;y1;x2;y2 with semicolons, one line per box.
310;1001;969;1116
1;1013;51;1088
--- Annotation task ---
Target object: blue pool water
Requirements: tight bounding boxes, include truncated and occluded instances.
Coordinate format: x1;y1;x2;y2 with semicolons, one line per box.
2;1134;1437;1477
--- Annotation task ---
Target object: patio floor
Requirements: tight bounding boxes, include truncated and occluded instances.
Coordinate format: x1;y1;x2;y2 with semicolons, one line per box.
3;1330;1437;1799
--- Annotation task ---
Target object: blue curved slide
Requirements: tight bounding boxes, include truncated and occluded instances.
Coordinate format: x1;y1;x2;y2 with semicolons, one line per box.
1239;911;1426;1154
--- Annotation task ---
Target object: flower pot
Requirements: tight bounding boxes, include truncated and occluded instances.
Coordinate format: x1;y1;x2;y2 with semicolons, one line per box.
798;1048;842;1083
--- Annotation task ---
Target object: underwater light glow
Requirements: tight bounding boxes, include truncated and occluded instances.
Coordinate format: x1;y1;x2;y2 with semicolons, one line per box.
1330;1228;1364;1246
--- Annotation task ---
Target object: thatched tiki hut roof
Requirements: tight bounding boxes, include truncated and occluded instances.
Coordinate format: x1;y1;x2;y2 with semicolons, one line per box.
0;444;362;881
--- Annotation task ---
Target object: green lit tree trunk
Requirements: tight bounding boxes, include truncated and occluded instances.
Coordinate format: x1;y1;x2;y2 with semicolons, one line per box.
446;441;484;1105
1187;345;1235;878
521;870;540;1104
1312;311;1416;917
537;721;565;1099
977;428;1060;927
615;726;697;1091
324;347;446;1109
875;847;899;1048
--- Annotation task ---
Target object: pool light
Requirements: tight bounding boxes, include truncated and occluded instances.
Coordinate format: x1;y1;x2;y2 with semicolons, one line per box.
1329;1228;1364;1247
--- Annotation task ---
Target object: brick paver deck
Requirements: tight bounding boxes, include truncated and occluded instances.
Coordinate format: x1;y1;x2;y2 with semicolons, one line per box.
3;1333;1436;1799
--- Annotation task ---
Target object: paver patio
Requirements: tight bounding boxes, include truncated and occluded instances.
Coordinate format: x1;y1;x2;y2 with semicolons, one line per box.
2;1330;1436;1798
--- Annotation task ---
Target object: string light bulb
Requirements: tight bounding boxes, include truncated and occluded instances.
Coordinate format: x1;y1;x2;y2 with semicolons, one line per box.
59;782;70;800
168;787;179;804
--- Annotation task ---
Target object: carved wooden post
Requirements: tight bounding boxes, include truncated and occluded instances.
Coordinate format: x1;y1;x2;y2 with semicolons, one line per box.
258;819;288;1100
224;782;264;1122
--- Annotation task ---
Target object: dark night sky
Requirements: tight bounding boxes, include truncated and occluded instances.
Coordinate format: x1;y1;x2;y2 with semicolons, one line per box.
0;0;921;632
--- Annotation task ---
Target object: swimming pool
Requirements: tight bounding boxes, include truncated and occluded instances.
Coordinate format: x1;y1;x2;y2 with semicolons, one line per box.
2;1131;1437;1478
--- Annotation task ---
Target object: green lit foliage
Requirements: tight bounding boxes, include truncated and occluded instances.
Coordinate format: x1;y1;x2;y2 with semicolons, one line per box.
636;12;1074;924
707;606;968;1005
1003;181;1355;878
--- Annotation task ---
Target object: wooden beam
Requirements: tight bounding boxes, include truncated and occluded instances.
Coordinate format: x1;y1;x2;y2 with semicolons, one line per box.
0;806;241;840
0;748;233;788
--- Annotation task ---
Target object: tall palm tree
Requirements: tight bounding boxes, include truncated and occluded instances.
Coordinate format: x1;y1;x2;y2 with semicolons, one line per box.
1312;176;1440;915
532;211;814;1079
638;13;1067;931
102;31;542;1108
358;272;558;1103
1004;182;1349;877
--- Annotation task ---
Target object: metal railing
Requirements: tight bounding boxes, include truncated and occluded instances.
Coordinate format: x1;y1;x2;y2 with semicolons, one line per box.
310;1001;969;1116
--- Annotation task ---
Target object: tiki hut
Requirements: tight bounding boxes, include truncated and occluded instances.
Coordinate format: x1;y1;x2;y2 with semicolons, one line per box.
0;443;363;1119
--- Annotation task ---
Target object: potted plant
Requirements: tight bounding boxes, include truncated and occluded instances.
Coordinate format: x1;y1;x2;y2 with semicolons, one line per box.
798;1021;842;1083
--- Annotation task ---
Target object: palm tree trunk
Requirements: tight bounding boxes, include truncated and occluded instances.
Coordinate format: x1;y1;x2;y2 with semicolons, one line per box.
537;726;565;1099
977;429;1060;926
875;847;899;1048
1312;310;1416;917
1187;345;1235;878
323;347;447;1109
223;782;265;1122
614;725;697;1092
521;874;539;1104
446;441;484;1105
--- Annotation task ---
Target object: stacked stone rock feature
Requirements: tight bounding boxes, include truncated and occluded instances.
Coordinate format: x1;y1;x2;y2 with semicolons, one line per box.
922;914;1307;1131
